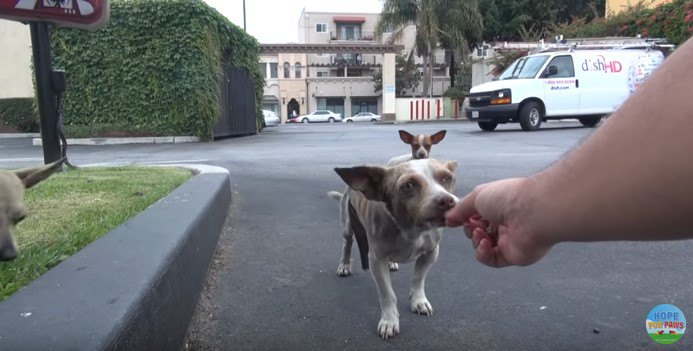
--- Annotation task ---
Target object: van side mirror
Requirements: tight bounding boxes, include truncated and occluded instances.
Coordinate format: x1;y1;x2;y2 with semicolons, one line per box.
543;65;558;78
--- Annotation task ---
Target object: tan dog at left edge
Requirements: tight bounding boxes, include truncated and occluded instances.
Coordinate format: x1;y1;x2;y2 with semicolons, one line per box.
0;158;65;261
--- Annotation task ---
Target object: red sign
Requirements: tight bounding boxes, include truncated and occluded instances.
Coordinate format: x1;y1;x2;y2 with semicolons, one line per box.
0;0;109;30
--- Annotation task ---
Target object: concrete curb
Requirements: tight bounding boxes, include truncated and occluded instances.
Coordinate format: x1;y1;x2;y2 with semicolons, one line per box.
0;133;40;138
32;136;200;146
0;164;231;350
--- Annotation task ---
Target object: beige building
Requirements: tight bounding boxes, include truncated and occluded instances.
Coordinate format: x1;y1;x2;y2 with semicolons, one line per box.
606;0;671;15
260;8;450;123
0;19;34;99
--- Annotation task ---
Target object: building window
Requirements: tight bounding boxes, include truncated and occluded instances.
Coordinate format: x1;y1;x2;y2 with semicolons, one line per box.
269;63;278;78
295;62;302;78
316;71;329;77
283;62;291;78
259;62;267;79
317;97;345;116
337;24;362;40
351;97;378;114
315;23;327;32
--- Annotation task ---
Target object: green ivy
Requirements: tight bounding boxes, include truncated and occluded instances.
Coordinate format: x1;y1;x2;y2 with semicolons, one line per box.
0;98;39;133
49;0;265;139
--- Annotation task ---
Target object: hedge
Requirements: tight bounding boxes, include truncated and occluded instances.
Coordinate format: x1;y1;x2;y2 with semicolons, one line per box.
49;0;265;139
551;0;693;46
0;98;39;133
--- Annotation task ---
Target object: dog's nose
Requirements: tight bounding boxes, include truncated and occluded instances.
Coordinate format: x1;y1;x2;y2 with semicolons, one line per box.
435;195;456;210
0;246;17;261
416;151;427;159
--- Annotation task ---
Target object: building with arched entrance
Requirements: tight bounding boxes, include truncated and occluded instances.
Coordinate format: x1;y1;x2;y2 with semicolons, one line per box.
259;8;452;124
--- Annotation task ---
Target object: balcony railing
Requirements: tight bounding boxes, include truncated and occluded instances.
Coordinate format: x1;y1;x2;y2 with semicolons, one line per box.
330;31;375;41
330;54;377;66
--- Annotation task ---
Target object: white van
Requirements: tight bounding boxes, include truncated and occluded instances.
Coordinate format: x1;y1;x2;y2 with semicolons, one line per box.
466;48;666;131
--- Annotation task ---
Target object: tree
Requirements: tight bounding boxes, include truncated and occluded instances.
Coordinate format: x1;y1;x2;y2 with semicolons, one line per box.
375;0;483;97
372;54;422;97
478;0;606;42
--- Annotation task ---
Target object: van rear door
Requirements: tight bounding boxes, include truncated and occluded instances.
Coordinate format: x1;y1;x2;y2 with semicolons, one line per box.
540;55;580;116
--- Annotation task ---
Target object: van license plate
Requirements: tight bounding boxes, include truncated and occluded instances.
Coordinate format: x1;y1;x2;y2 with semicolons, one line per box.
472;111;479;118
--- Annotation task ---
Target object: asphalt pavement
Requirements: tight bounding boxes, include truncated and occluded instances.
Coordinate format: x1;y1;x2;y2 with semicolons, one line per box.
2;121;691;350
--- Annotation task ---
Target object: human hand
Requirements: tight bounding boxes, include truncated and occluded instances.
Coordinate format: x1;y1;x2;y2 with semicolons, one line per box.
445;178;554;267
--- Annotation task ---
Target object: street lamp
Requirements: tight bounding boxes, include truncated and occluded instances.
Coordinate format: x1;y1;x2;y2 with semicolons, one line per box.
243;0;246;31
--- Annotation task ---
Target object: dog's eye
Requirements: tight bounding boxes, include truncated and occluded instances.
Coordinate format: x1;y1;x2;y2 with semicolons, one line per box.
412;143;420;148
441;175;453;184
402;181;416;191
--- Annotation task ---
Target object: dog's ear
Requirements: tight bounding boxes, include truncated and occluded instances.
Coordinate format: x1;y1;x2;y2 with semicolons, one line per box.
334;166;386;201
398;130;414;145
14;158;65;189
430;130;447;144
444;161;457;172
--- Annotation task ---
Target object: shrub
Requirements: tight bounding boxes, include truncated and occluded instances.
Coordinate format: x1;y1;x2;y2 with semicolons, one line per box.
443;86;468;102
489;50;528;78
0;98;39;133
50;0;265;139
551;0;693;46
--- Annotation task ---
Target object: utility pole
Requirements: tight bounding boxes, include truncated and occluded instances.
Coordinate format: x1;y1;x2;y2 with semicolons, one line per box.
243;0;246;31
30;22;62;164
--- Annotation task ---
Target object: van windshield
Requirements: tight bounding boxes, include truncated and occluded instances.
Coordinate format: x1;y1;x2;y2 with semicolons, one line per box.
497;55;550;80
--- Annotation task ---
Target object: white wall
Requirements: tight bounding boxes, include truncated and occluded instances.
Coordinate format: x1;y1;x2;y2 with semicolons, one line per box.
0;20;33;99
395;97;446;122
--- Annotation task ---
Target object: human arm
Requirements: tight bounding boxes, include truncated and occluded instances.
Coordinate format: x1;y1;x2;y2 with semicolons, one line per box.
446;38;693;266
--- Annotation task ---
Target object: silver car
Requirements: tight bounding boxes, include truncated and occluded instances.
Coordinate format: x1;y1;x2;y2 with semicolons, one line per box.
263;110;280;127
295;110;342;123
343;112;381;123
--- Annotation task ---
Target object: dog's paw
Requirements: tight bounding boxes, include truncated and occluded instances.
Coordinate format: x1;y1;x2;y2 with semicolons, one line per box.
410;297;434;316
337;262;352;276
388;262;399;271
377;313;400;340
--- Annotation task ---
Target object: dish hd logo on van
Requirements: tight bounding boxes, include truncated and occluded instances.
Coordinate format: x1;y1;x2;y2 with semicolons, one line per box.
581;55;622;73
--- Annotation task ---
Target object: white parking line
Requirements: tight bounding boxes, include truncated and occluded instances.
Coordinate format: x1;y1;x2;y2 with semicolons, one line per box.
0;157;43;162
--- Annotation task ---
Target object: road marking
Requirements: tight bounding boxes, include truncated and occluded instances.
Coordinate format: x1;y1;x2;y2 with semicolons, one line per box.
0;157;43;162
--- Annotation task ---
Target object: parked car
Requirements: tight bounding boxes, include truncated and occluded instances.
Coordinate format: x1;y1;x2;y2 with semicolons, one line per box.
262;110;280;127
343;112;381;123
466;47;666;131
294;110;342;123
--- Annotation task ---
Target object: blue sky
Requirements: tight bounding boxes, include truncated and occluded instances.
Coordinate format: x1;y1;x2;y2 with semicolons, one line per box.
202;0;383;43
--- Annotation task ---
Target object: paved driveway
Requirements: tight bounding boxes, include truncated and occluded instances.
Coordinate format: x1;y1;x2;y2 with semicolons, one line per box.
2;122;691;350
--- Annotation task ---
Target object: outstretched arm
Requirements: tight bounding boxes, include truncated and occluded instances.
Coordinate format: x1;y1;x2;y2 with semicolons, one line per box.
446;38;693;267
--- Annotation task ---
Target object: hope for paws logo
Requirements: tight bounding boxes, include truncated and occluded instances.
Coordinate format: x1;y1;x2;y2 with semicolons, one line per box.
646;304;686;345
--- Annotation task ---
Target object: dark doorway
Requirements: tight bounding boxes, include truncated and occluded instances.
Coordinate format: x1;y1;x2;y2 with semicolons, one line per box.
287;98;300;119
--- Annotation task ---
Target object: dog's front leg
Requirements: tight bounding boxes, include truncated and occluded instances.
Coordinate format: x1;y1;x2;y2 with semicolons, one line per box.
369;253;399;339
410;245;439;316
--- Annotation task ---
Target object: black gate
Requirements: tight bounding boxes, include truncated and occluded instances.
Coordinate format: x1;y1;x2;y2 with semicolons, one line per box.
214;65;257;138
